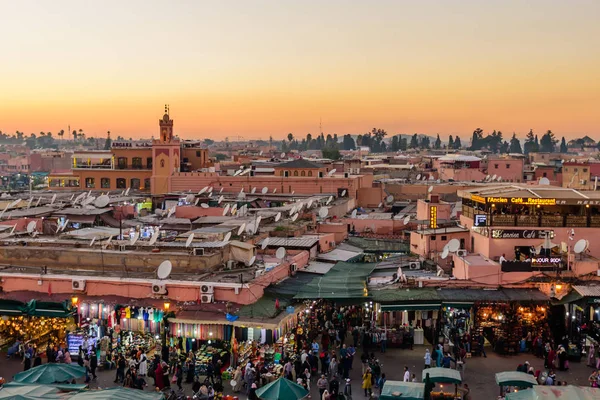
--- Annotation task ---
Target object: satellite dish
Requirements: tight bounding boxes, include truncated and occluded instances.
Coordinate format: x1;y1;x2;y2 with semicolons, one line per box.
497;176;502;182
441;247;449;259
124;187;131;196
329;169;337;176
186;233;195;248
27;221;37;234
416;174;421;180
246;223;255;234
199;186;208;195
275;212;281;222
386;195;394;203
261;237;270;250
291;213;299;222
94;195;110;208
403;216;410;225
280;152;286;158
81;196;95;206
437;268;444;277
318;207;328;218
341;190;347;197
256;216;262;226
276;247;286;259
326;196;333;205
261;187;268;194
219;187;224;193
157;260;173;280
378;202;383;208
233;170;240;176
307;199;313;208
351;209;357;218
247;256;256;266
237;223;246;236
231;204;238;214
291;190;295;195
89;237;96;247
208;186;214;193
259;150;263;156
200;203;209;209
224;232;232;242
194;198;200;206
574;239;588;254
50;194;56;205
130;231;140;246
428;186;433;193
105;235;113;246
485;174;490;181
447;239;460;253
491;174;497;181
149;230;159;246
185;194;195;203
167;207;176;218
218;195;224;204
223;204;230;216
429;175;434;181
273;188;277;193
422;176;427;181
539;177;550;185
289;205;296;216
251;187;257;194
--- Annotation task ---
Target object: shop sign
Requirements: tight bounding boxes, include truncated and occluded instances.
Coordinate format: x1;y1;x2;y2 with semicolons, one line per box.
487;197;557;206
491;229;548;239
589;298;600;304
471;195;487;204
531;257;561;264
430;206;438;229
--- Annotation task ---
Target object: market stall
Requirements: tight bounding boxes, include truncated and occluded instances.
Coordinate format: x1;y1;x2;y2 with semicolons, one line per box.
504;385;599;400
421;368;462;400
381;381;425;400
495;371;538;398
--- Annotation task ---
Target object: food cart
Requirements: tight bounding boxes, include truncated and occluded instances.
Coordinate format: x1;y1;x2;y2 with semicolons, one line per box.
495;371;538;398
421;368;462;399
380;381;425;400
504;385;600;400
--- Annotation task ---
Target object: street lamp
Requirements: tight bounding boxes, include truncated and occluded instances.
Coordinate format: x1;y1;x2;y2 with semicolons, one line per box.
163;302;170;311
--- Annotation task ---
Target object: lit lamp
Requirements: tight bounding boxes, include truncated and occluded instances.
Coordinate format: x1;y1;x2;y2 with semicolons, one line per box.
71;297;79;306
555;284;563;292
163;302;170;311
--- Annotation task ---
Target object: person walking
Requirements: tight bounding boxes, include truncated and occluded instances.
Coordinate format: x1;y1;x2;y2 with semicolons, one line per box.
344;378;352;400
362;368;372;398
380;330;387;353
424;349;431;369
403;366;410;382
478;335;487;358
89;350;98;380
83;355;91;383
318;374;328;398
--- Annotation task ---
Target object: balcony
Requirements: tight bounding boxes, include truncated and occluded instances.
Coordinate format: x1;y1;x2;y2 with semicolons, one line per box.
482;213;595;228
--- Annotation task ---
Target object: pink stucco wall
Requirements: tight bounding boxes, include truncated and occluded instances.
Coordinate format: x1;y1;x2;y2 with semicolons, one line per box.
410;230;470;259
487;158;524;183
176;206;225;219
318;223;349;244
416;200;452;222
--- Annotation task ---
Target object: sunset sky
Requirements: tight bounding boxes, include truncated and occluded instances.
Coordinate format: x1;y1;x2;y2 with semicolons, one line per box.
1;1;599;141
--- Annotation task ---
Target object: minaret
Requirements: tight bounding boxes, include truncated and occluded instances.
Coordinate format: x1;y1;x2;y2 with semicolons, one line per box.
159;104;174;142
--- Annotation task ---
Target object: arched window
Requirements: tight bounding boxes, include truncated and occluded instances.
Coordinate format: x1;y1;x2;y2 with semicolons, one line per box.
116;178;126;188
293;171;299;176
301;171;306;176
143;178;151;190
132;157;142;169
117;157;127;169
85;177;95;188
101;178;110;188
308;171;313;177
130;178;140;189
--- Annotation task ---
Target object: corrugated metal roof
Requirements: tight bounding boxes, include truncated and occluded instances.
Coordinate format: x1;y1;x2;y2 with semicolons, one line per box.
303;261;336;275
55;207;112;216
573;285;600;297
318;249;362;262
260;236;319;249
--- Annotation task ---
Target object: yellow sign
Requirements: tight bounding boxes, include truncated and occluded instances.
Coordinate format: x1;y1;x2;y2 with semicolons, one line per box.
471;195;487;204
430;206;438;229
486;197;556;206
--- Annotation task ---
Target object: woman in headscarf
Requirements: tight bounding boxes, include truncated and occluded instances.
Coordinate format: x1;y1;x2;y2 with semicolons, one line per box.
232;366;243;393
154;361;165;390
138;352;148;376
248;383;259;400
322;389;330;400
63;350;72;365
362;368;372;397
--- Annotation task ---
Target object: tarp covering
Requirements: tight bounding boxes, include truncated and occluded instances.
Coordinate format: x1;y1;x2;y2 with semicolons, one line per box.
495;371;538;388
23;300;73;318
294;262;377;300
255;377;309;400
380;381;425;400
13;364;86;384
69;388;164;400
0;299;26;316
421;368;462;384
2;383;87;392
505;385;600;400
0;384;67;399
372;288;548;304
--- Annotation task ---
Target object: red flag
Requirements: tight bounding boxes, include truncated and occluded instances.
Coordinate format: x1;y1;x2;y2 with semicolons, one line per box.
47;282;52;296
197;289;201;304
275;298;280;310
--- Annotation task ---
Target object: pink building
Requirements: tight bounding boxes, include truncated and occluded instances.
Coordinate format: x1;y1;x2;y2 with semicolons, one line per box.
434;155;485;182
487;157;524;183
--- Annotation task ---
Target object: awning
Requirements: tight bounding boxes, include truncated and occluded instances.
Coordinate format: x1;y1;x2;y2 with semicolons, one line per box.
65;215;97;224
381;303;441;312
442;302;474;309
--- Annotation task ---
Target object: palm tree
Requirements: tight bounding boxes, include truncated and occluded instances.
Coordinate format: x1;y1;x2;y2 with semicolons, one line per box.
287;133;294;142
58;130;64;140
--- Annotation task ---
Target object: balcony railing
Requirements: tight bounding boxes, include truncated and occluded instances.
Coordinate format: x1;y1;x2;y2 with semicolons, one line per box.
516;215;538;226
480;212;597;228
73;164;113;169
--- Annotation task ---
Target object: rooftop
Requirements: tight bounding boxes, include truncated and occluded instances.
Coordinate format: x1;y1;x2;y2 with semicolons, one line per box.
276;158;323;169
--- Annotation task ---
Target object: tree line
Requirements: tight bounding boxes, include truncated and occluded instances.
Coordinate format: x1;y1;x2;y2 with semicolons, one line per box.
0;129;116;150
468;128;572;154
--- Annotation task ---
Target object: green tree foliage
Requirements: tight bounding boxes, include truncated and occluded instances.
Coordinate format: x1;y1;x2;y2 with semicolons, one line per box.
322;147;341;160
509;133;522;153
434;134;441;149
539;130;558;152
448;135;454;149
560;137;568;153
453;136;462;149
409;134;419;149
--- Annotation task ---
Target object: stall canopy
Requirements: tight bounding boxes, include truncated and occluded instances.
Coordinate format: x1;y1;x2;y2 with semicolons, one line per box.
421;368;462;384
0;384;69;399
0;299;26;316
495;371;538;388
13;364;86;384
69;388;164;400
23;300;74;318
255;377;309;400
505;385;600;400
294;262;377;300
380;381;425;400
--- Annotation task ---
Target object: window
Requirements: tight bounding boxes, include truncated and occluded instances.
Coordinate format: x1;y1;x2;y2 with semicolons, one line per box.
132;157;142;169
196;151;201;157
584;168;588;172
494;164;499;169
147;157;153;169
574;168;578;172
431;236;437;241
130;178;140;189
301;171;306;176
117;157;127;169
441;235;447;241
101;178;110;188
144;178;151;190
543;172;547;177
85;177;95;188
506;164;511;169
293;171;298;176
308;171;313;177
284;171;289;177
116;178;126;189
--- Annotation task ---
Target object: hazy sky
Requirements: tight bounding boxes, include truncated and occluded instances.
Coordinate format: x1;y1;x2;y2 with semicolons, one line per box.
1;1;599;141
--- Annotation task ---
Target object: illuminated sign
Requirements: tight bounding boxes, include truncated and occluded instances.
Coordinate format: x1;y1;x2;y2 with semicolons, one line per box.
531;257;561;264
471;195;486;204
430;206;438;229
480;197;557;206
491;229;552;239
474;215;487;227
